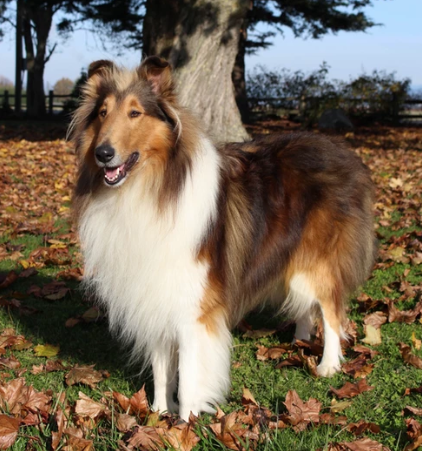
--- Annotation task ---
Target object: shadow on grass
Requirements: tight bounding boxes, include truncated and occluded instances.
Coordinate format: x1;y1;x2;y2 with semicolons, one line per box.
0;270;152;393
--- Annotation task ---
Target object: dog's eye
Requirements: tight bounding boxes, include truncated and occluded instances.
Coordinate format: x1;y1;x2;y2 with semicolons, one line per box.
99;110;107;118
130;110;141;118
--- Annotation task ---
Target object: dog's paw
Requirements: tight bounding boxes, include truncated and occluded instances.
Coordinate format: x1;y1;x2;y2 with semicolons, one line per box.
316;362;341;377
152;400;179;415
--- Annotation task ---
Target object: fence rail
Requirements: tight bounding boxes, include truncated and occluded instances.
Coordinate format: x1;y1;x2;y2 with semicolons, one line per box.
1;90;422;122
0;90;71;115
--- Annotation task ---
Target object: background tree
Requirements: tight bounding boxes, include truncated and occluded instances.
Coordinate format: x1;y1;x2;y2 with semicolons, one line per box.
0;0;144;117
53;77;74;95
143;0;250;142
143;0;379;140
234;0;378;120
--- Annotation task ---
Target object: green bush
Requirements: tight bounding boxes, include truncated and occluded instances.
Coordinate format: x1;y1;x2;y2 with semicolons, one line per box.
246;64;411;123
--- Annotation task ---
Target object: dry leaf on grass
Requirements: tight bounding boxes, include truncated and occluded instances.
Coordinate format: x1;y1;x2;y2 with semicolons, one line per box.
362;324;382;346
404;418;422;451
34;343;60;358
65;364;108;389
0;415;20;450
342;355;375;378
282;390;321;431
330;379;374;399
75;392;106;419
398;343;422;369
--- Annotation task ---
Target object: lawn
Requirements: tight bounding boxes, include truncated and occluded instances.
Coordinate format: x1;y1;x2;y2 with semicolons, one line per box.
0;120;421;451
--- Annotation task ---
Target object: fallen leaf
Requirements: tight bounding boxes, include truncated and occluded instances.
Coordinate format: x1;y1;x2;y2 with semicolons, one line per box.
0;271;18;289
115;413;137;432
330;379;374;399
34;344;60;358
282;390;321;431
362;324;382;346
405;418;422;451
398;343;422;369
0;415;20;450
404;406;422;416
363;312;387;329
75;392;106;419
347;419;381;435
65;364;107;389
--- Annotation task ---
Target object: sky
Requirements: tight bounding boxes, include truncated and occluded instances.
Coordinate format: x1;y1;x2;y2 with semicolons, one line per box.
0;0;421;91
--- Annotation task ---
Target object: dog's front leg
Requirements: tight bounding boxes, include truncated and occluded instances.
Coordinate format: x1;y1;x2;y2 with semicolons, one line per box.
177;319;231;421
151;340;179;414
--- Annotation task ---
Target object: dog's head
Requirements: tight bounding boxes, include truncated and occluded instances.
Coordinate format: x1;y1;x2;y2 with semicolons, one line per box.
70;56;181;189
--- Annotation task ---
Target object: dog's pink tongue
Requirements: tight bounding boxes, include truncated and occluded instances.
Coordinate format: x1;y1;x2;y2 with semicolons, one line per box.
105;167;119;179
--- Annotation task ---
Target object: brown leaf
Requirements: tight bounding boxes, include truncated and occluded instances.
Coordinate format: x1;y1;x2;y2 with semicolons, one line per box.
0;271;18;289
363;312;387;329
113;391;131;412
405;418;422;451
275;354;302;369
0;415;20;450
63;428;93;451
75;392;106;419
256;344;290;361
388;300;422;324
347;419;381;435
52;392;67;451
209;411;254;450
352;345;379;359
0;356;21;370
161;423;200;451
340;438;388;451
242;387;258;407
127;425;163;450
282;390;321;431
127;386;150;419
115;413;137;432
342;355;374;378
398;343;422;369
404;406;422;416
330;379;374;399
65;364;107;389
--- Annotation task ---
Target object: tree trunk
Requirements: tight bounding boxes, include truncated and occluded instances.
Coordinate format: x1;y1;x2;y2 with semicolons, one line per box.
22;3;54;117
232;16;250;122
143;0;250;143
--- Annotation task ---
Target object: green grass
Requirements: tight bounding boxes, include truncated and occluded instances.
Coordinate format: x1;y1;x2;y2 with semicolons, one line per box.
1;126;422;449
1;221;422;451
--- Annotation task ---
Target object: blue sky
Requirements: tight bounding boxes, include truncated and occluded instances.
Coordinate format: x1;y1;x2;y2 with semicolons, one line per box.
0;0;421;90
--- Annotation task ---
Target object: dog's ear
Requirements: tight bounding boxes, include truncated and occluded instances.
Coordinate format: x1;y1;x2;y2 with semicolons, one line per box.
88;60;115;79
138;56;173;97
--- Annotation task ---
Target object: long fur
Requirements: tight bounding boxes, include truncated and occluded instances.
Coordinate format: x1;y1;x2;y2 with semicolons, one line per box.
71;57;375;420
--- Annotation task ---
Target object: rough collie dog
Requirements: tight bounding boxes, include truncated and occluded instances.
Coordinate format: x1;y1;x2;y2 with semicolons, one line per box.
71;56;375;421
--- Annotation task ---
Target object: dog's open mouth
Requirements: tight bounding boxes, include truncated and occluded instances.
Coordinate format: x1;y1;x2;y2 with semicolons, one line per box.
104;152;140;186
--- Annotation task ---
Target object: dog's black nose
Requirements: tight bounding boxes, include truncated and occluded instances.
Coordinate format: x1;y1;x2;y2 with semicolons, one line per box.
95;144;115;163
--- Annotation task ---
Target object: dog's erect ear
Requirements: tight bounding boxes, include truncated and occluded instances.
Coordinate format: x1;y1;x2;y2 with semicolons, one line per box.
88;60;115;79
138;56;173;97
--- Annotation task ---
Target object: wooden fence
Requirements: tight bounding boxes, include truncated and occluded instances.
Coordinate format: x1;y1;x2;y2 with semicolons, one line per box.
0;90;71;115
1;90;422;123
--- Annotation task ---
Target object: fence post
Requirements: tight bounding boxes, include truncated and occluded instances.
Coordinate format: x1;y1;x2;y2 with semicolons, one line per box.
392;92;399;125
3;90;9;109
49;90;54;115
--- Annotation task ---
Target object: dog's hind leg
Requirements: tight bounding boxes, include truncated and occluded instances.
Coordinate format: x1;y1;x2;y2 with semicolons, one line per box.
177;318;231;421
316;297;343;377
151;340;179;414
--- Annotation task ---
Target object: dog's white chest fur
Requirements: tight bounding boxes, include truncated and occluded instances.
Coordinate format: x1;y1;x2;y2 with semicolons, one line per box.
79;137;220;355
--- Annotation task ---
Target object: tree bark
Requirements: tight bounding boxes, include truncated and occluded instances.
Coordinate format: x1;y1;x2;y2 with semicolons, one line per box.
143;0;250;143
232;16;250;122
22;3;54;117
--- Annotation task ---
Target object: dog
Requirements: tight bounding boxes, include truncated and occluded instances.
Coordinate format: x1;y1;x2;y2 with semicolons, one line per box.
71;56;375;421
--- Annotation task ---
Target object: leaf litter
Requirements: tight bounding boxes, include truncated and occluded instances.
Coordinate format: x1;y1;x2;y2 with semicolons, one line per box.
1;124;422;449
